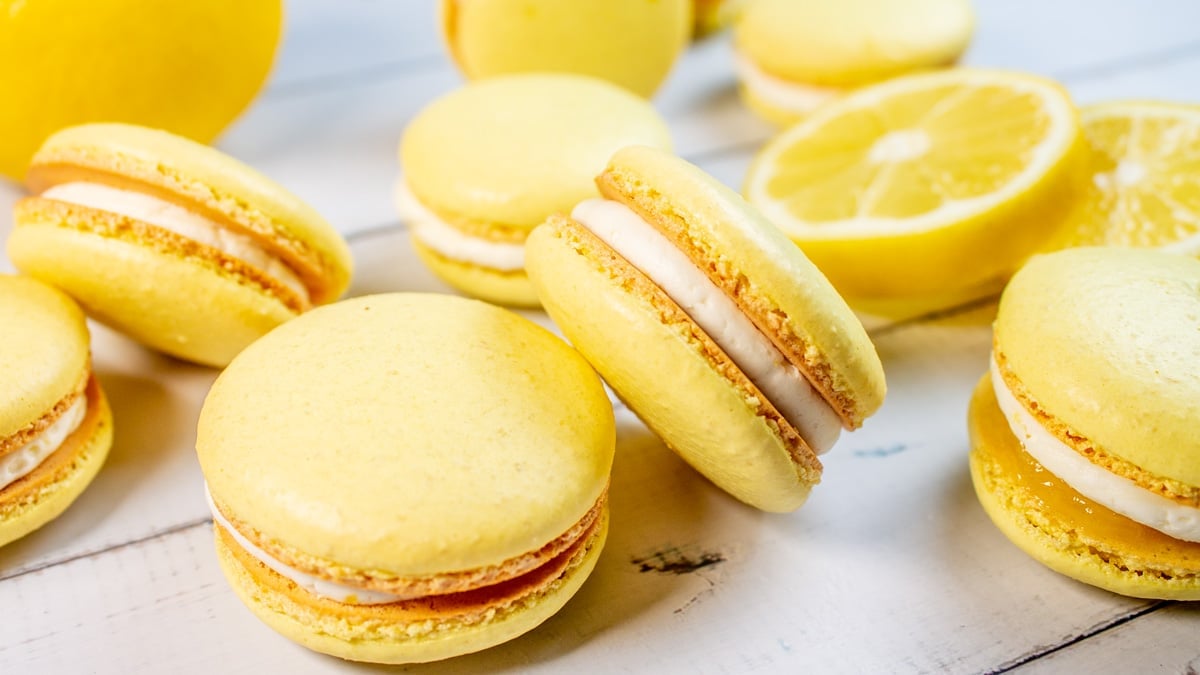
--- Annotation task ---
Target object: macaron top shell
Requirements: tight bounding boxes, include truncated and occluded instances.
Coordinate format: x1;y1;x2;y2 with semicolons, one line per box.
0;275;90;439
599;146;885;426
401;74;671;231
995;247;1200;486
440;0;691;98
25;123;353;304
735;0;974;85
197;293;615;576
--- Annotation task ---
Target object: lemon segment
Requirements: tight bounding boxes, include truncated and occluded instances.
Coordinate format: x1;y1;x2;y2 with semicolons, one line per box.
745;69;1084;304
1045;101;1200;254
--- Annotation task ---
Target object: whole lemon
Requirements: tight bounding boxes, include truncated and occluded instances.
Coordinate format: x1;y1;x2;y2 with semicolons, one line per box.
0;0;282;180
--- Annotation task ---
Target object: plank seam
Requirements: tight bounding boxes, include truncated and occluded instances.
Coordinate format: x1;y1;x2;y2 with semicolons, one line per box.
0;517;212;584
264;54;449;100
983;601;1173;674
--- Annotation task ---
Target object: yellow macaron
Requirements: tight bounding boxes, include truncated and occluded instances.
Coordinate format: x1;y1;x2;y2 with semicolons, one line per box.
398;74;671;307
526;146;886;512
970;247;1200;599
8;123;353;367
734;0;975;126
440;0;692;98
692;0;748;39
198;293;615;663
0;275;113;548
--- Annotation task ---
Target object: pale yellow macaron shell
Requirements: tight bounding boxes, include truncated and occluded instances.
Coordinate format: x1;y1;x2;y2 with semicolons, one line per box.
25;123;352;302
0;382;113;548
601;146;885;426
969;378;1200;600
197;293;614;575
401;74;672;230
7;220;297;368
410;239;542;308
735;0;974;86
0;275;90;438
441;0;691;98
527;222;814;512
995;247;1200;487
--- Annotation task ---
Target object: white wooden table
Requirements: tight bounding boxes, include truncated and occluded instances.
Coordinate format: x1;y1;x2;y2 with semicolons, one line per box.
3;2;1199;672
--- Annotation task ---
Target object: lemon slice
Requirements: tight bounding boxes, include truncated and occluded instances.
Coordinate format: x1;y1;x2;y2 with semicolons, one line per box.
745;69;1084;304
1045;101;1200;254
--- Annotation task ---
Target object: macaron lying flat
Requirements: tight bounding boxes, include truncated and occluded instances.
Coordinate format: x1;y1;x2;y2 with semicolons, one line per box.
398;74;671;307
198;293;615;663
970;248;1200;599
8;123;353;367
440;0;691;98
734;0;974;126
0;275;113;548
526;146;886;512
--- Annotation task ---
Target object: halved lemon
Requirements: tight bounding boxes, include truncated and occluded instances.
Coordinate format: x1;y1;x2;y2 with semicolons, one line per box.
1044;101;1200;254
745;69;1085;306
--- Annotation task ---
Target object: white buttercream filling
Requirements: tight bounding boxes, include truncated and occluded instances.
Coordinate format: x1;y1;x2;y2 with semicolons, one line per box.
395;179;527;271
0;395;87;490
572;199;843;454
205;485;408;605
41;182;309;304
734;53;842;116
990;358;1200;543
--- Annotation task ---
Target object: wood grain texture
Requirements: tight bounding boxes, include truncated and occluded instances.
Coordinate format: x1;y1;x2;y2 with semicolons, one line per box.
2;0;1200;671
1010;604;1200;674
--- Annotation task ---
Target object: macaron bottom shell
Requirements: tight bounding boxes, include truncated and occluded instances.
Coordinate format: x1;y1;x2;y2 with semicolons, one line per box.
0;377;113;548
411;235;541;308
737;81;833;128
8;208;298;367
527;219;818;513
213;510;608;664
968;378;1200;600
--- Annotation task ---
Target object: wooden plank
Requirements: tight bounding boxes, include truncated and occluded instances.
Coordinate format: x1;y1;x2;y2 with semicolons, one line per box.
5;2;1200;670
268;1;442;90
1011;604;1200;674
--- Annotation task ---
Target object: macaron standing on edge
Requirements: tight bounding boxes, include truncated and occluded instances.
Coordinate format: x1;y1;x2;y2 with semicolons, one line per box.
7;123;354;367
398;74;672;307
198;293;616;663
440;0;692;98
970;247;1200;599
0;275;113;547
734;0;975;126
526;146;887;512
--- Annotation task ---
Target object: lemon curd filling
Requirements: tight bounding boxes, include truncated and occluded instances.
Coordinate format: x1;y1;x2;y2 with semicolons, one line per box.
0;395;87;490
206;485;409;605
394;180;526;271
40;182;310;305
733;52;842;115
572;198;844;453
990;358;1200;543
974;381;1200;567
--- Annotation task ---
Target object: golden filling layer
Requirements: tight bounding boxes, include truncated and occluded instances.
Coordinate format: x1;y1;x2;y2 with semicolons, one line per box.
973;380;1200;569
0;375;105;514
215;487;608;600
217;505;605;626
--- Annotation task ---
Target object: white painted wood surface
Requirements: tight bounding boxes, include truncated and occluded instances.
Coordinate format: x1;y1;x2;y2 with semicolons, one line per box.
2;1;1198;672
